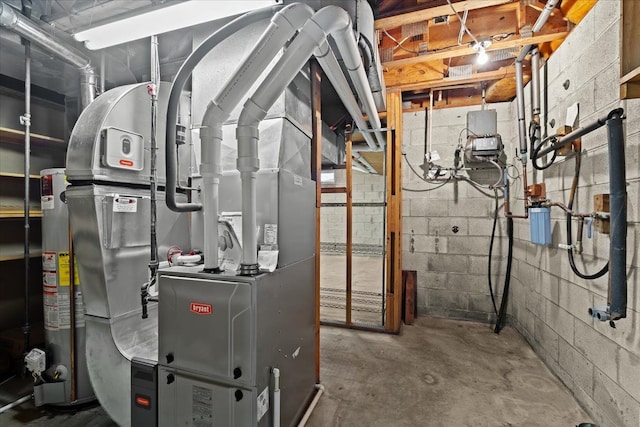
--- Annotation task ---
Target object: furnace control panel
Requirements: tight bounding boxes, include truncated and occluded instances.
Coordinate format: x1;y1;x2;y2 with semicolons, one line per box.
101;127;144;171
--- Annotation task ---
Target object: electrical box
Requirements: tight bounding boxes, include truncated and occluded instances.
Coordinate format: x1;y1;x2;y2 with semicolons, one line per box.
470;135;503;157
530;207;552;246
101;127;144;171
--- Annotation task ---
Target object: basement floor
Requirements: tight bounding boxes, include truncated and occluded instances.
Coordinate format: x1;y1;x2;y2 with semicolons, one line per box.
0;318;592;426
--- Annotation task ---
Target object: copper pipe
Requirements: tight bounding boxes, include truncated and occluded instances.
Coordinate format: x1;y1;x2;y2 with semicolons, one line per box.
545;201;593;217
505;163;530;219
68;222;76;402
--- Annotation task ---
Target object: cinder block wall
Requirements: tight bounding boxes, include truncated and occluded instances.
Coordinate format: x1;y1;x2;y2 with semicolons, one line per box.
401;1;640;425
321;169;385;250
507;2;640;426
401;103;515;322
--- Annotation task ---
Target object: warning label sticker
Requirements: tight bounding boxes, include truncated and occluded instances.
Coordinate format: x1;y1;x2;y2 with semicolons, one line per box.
43;284;58;331
57;251;80;287
42;252;56;271
113;195;138;213
41;195;55;210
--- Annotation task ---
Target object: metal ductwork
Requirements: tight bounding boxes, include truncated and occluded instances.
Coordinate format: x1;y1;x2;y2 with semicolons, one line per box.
0;0;96;109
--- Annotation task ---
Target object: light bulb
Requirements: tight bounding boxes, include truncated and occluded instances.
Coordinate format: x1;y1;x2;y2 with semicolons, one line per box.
477;48;489;65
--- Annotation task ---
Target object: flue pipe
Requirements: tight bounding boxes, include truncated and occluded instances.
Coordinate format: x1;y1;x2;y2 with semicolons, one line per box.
236;5;380;273
197;2;315;271
164;4;283;213
0;1;96;109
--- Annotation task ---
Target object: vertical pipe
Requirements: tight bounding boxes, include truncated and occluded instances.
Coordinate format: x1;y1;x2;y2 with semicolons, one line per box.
515;60;527;156
68;225;76;401
346;127;353;326
531;48;541;151
310;59;322;384
22;36;31;352
607;113;627;320
272;368;281;427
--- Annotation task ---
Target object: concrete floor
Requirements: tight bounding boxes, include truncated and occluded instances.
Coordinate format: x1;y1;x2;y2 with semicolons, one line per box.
306;317;592;427
0;317;592;426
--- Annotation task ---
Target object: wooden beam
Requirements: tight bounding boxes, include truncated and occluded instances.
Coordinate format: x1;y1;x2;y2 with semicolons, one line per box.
375;0;513;30
382;31;568;69
392;66;519;92
384;89;403;334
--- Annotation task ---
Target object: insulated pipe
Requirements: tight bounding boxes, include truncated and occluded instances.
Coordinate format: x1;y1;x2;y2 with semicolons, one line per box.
164;4;283;213
530;48;541;151
607;111;627;320
0;1;95;109
515;60;528;157
236;6;362;272
514;0;559;153
198;3;315;271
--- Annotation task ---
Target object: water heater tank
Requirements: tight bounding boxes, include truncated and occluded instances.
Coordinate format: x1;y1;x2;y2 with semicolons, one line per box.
37;168;94;406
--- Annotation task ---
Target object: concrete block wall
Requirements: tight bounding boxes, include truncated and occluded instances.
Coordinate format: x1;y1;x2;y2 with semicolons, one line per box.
401;102;515;322
505;1;640;426
321;169;385;249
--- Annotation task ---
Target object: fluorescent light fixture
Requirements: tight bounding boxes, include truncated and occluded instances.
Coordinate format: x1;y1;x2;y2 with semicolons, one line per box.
73;0;280;50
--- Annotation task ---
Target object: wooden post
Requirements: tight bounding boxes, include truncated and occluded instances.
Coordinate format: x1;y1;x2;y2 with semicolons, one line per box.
310;60;322;383
385;89;403;333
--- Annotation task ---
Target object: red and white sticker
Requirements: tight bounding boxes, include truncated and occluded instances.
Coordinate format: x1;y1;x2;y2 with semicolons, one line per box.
113;195;138;213
190;302;213;315
42;251;57;271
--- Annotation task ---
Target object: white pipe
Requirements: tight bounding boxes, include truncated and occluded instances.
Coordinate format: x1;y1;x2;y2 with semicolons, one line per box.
352;151;376;174
330;24;385;149
298;384;325;427
316;50;379;150
0;394;31;414
236;5;379;271
272;368;281;427
171;254;202;265
198;3;314;272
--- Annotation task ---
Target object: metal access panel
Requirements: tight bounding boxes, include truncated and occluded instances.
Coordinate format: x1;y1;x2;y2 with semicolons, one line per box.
158;257;316;427
158;275;253;382
467;109;497;136
158;367;255;426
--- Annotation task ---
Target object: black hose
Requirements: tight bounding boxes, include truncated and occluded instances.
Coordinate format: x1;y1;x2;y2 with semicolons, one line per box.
531;133;557;170
487;188;499;316
566;151;608;279
494;216;513;334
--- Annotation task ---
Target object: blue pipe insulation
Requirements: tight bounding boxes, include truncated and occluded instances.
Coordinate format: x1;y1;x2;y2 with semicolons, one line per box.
607;111;627;320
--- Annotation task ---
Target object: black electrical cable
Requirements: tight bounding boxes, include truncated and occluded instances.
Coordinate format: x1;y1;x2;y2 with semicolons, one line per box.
487;188;500;316
494;215;513;334
566;151;608;279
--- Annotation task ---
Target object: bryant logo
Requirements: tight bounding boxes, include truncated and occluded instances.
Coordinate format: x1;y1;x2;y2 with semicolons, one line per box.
190;302;213;315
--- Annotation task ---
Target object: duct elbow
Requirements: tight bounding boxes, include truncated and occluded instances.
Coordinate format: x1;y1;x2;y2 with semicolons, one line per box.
0;2;18;27
274;2;314;33
311;5;351;39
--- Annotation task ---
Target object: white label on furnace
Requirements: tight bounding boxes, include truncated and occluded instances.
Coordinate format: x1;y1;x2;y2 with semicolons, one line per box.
257;386;269;422
42;252;57;271
113;195;138;213
41;195;55;210
264;224;278;245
